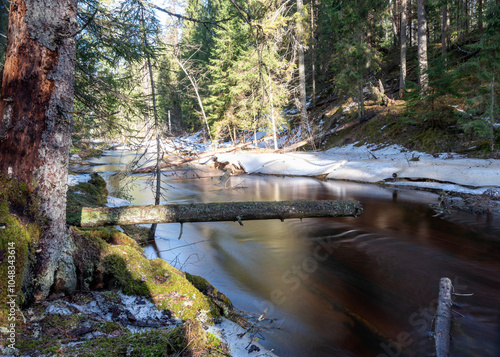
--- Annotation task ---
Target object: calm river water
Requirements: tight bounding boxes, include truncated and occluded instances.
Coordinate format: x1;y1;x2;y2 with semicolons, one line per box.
77;150;500;357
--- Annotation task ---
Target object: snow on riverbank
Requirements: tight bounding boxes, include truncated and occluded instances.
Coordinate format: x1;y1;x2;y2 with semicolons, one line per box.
213;142;500;196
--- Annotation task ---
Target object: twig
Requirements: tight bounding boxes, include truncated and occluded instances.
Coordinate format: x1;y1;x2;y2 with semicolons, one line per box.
177;222;184;240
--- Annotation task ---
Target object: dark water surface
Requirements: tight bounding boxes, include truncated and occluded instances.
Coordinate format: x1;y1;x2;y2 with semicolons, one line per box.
79;150;500;357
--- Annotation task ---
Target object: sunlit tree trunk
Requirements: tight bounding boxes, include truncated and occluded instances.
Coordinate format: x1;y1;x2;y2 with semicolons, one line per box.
417;0;428;94
146;54;162;241
400;0;407;97
478;0;483;32
0;0;77;301
409;0;413;46
441;2;449;60
310;0;316;107
296;0;308;136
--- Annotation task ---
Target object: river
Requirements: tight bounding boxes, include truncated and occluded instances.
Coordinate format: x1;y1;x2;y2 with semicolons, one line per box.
74;150;500;357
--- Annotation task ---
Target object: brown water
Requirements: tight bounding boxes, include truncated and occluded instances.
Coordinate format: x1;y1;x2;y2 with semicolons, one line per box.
79;150;500;357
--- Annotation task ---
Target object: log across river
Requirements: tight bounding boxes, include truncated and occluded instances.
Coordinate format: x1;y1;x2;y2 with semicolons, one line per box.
81;200;363;227
71;149;500;357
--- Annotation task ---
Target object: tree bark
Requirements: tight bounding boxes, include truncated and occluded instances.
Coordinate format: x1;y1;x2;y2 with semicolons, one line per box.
0;0;77;301
81;200;363;227
296;0;308;135
478;0;483;32
175;56;213;144
146;52;161;241
400;0;407;97
441;2;449;60
310;0;316;107
434;277;452;357
417;0;429;94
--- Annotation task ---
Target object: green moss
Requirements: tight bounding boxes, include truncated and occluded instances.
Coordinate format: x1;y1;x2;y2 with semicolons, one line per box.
70;226;218;321
0;175;40;324
66;173;108;226
65;326;228;357
120;225;151;245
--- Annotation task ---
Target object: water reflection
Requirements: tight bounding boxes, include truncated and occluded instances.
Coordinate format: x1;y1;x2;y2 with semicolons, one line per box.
82;150;500;357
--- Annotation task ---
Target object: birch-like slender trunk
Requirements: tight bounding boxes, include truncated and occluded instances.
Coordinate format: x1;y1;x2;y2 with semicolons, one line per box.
310;0;316;107
441;2;449;60
269;80;278;150
175;56;213;145
296;0;308;135
491;75;495;152
400;0;407;97
478;0;483;32
417;0;429;94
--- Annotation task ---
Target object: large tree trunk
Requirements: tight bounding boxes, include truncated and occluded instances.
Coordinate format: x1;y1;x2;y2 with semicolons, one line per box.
0;0;77;301
81;200;363;227
400;0;407;97
417;0;429;95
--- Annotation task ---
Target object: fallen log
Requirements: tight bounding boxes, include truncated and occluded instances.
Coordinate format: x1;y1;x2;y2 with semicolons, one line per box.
132;135;275;174
435;277;452;357
81;200;363;227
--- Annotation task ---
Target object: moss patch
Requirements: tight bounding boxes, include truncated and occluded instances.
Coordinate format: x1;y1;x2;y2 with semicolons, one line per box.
71;227;219;321
66;173;108;226
119;225;151;245
0;175;40;325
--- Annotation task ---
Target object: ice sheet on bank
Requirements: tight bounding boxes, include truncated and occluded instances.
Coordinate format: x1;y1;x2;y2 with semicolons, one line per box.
214;143;500;194
207;318;277;357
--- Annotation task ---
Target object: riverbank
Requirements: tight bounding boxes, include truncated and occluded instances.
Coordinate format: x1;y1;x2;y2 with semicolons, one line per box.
208;142;500;215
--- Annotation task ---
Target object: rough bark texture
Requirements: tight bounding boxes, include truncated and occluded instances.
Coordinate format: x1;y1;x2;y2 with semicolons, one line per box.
417;0;428;94
0;0;77;301
435;277;452;357
81;200;363;227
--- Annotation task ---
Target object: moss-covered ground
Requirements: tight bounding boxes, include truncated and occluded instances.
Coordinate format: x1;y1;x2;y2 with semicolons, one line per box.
0;173;237;356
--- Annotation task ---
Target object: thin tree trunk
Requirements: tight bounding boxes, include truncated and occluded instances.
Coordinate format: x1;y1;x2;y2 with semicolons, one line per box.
175;56;213;145
310;0;316;107
145;53;162;241
491;74;495;152
409;0;413;46
0;0;77;301
417;0;429;94
269;81;278;150
390;0;400;46
296;0;308;136
357;80;365;117
463;0;468;35
478;0;483;32
400;0;407;97
81;200;364;227
441;3;449;60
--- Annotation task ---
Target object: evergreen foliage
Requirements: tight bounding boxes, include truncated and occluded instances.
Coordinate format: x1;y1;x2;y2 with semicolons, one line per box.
0;0;8;67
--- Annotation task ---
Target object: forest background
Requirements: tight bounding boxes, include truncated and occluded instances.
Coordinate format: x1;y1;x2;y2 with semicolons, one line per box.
1;0;498;156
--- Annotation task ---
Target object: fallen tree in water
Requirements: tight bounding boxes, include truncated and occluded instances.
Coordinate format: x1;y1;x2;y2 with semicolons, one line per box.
81;200;363;227
434;277;452;357
132;135;274;174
